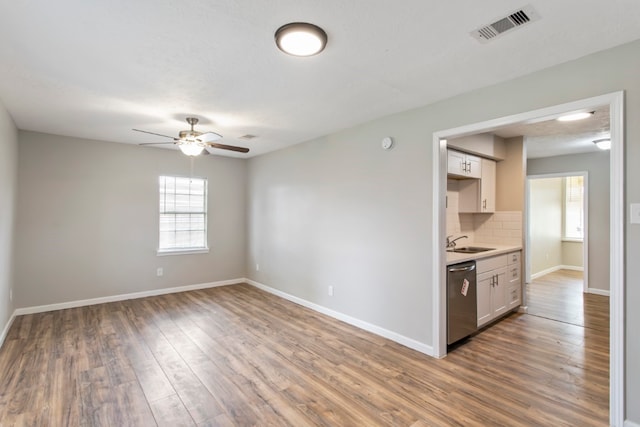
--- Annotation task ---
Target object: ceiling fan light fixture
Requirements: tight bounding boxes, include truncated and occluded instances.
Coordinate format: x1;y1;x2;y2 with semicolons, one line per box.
275;22;327;56
178;142;205;156
593;138;611;150
556;111;594;122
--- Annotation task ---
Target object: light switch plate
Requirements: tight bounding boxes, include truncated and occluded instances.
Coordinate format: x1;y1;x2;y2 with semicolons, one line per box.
631;203;640;224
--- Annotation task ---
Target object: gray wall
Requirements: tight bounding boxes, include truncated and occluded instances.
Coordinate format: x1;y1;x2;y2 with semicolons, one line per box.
529;178;564;276
0;100;17;335
246;39;640;421
15;131;247;307
528;152;610;291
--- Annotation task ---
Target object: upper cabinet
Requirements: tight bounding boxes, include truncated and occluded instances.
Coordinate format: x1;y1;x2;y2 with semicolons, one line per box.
458;157;497;213
447;149;481;179
480;158;496;212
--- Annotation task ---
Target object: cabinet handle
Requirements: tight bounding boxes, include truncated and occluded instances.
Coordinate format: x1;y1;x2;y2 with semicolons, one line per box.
466;161;471;173
483;199;487;210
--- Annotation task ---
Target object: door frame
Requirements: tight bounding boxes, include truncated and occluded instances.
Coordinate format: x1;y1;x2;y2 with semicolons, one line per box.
525;172;589;294
431;91;624;426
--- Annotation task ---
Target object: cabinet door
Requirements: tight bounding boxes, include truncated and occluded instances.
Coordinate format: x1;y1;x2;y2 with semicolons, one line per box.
447;150;467;176
480;158;496;212
477;271;493;327
492;267;509;318
466;154;481;179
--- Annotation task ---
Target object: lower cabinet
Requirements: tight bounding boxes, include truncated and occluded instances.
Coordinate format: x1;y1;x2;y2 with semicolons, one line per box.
477;251;521;328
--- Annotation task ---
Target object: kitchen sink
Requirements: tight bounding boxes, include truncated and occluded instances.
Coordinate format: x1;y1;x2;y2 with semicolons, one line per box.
447;246;495;254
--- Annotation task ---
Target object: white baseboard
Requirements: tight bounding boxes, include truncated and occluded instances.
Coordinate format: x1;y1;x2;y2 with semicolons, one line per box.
588;288;611;297
13;278;244;316
0;311;17;348
625;420;640;427
530;266;609;296
244;278;434;357
531;265;583;280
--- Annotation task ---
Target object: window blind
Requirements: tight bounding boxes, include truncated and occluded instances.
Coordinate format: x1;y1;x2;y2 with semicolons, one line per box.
564;176;584;239
159;175;208;251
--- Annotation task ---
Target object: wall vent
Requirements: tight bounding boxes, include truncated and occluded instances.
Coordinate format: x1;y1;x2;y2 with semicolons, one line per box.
471;5;540;43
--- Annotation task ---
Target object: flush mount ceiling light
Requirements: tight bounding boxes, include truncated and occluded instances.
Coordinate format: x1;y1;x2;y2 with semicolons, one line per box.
593;138;611;150
556;111;594;122
275;22;327;56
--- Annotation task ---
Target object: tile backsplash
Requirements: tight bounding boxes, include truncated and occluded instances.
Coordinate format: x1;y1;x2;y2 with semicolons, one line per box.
447;179;522;246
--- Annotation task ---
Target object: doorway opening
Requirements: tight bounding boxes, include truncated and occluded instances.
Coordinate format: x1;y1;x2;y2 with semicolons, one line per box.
431;91;624;425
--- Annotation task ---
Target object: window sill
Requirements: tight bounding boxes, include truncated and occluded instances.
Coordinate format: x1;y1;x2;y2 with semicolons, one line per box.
157;248;209;256
562;238;583;243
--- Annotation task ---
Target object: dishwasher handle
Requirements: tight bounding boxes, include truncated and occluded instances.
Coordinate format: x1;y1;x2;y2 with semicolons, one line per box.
448;264;476;273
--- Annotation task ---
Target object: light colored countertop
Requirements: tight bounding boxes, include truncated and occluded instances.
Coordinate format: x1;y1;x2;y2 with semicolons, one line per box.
446;243;522;265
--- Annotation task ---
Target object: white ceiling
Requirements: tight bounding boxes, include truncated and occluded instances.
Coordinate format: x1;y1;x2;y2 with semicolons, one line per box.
494;105;611;158
1;1;639;158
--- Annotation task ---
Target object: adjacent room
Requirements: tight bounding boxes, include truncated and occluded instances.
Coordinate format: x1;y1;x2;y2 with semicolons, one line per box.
1;2;639;426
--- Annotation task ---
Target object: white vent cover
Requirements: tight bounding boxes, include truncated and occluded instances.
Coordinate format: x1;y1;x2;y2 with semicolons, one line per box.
471;5;540;43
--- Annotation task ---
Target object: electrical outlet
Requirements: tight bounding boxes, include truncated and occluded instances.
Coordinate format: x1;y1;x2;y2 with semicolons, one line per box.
256;264;260;271
156;267;163;277
328;286;334;296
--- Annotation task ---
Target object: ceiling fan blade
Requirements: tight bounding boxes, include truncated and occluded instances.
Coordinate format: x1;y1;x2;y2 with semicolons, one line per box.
206;142;249;153
196;132;223;143
201;148;211;155
138;141;177;146
132;128;177;140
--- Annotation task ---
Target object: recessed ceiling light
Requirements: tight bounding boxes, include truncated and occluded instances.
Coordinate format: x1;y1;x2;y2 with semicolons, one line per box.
556;111;594;122
275;22;327;57
593;138;611;150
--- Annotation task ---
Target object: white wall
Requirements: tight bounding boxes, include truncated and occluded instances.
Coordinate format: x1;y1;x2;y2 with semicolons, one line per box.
528;152;609;291
14;131;247;308
0;100;17;337
529;178;563;276
562;240;583;268
247;39;640;421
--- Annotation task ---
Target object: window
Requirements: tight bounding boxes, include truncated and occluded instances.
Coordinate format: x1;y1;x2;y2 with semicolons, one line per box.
158;175;208;254
563;175;584;240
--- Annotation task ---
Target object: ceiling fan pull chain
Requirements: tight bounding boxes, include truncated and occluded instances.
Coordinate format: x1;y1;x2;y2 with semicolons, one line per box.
190;156;194;180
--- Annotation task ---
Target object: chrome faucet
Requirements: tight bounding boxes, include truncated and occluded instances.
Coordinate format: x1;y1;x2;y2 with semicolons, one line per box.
446;235;468;248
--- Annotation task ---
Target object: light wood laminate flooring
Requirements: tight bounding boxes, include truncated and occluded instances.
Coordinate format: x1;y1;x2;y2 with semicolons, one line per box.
526;269;609;331
0;283;609;426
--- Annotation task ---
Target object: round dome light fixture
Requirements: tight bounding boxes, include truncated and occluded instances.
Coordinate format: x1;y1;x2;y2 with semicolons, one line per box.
275;22;327;57
178;141;205;156
556;111;594;122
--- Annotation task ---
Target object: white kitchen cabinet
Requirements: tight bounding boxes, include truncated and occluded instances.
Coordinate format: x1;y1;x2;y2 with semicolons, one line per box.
480;158;496;212
447;149;481;179
476;251;521;328
458;157;496;213
506;251;522;310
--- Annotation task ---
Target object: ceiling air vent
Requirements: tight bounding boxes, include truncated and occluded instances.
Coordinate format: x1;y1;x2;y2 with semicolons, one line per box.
471;5;540;43
239;134;257;140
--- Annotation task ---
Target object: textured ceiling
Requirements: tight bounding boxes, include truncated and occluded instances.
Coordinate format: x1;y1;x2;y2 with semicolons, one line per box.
0;1;639;158
494;105;610;158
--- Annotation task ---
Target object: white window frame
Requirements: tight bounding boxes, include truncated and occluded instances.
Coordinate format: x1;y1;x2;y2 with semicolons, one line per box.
157;175;209;256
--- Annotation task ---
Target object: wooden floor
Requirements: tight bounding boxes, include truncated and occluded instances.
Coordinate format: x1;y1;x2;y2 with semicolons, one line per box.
526;269;610;332
0;283;609;426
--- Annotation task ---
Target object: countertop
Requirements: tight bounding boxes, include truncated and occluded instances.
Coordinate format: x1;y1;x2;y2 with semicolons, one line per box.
446;243;522;265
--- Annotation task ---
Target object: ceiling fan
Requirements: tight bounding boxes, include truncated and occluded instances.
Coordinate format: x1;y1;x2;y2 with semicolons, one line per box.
133;117;249;156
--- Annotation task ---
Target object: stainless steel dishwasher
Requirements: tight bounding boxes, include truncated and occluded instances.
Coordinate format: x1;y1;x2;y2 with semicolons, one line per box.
447;261;477;345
